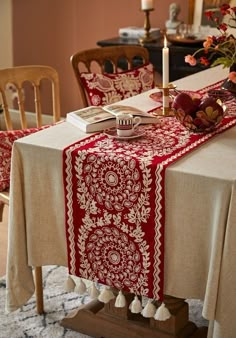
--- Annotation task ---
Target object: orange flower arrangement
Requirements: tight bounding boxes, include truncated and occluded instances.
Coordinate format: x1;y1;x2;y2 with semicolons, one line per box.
185;3;236;83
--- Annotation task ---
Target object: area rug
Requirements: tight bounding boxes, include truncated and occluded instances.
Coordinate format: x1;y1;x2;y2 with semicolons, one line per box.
0;265;208;338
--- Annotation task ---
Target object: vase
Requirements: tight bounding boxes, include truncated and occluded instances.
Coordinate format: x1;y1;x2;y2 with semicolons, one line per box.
221;63;236;96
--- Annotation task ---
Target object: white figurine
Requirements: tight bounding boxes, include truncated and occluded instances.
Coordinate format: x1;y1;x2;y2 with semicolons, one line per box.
165;3;182;33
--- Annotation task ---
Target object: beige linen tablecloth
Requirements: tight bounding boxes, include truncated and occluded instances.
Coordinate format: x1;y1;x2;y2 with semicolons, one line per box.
6;66;236;338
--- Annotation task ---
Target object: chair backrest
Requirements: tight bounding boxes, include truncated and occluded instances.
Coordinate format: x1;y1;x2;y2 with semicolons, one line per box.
0;65;61;130
71;45;150;107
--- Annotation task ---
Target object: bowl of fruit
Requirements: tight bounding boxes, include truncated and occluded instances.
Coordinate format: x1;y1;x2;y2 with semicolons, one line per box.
172;92;227;132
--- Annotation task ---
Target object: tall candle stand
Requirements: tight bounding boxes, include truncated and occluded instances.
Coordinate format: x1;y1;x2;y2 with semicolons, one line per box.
154;83;176;117
139;9;157;44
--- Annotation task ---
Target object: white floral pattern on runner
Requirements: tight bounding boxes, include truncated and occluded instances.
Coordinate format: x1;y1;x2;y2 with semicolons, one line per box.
63;85;236;301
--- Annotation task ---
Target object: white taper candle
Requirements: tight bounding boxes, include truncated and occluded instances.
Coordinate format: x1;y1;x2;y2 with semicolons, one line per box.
141;0;154;10
162;36;169;87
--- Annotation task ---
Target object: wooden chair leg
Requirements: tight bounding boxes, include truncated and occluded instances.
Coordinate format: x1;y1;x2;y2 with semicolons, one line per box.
0;202;4;222
34;266;44;314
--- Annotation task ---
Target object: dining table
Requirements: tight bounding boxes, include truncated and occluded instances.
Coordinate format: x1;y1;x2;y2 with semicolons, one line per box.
5;65;236;338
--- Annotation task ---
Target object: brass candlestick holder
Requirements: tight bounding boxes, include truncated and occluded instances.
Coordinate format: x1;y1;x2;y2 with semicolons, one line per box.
139;9;157;44
153;83;176;117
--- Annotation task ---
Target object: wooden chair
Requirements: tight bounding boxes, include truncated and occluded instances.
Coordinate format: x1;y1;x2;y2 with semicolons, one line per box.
70;45;150;107
0;65;61;314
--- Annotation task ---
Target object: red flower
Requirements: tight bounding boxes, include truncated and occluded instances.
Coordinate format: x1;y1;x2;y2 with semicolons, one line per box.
185;3;236;69
185;55;197;66
228;71;236;83
203;36;213;49
200;57;210;66
215;35;227;43
219;23;228;32
205;10;214;19
220;4;230;15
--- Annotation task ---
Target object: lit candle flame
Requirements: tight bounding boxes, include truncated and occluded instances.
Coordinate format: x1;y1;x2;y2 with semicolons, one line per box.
164;36;167;48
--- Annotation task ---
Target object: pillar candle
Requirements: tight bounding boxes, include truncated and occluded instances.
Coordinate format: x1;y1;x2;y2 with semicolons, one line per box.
141;0;154;10
162;36;169;87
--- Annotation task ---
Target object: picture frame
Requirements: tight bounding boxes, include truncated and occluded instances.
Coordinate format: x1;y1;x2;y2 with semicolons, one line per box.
191;0;232;27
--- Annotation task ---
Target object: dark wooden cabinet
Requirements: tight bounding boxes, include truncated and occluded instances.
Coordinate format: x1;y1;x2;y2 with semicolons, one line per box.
97;37;207;81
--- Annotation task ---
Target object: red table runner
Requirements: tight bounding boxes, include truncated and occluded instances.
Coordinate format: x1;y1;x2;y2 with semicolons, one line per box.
63;83;236;301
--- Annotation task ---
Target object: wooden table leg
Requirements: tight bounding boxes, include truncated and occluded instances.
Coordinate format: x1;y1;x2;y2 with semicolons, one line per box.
34;266;44;314
61;293;208;338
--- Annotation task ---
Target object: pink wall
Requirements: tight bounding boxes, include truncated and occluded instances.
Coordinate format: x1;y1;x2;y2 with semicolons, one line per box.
12;0;189;116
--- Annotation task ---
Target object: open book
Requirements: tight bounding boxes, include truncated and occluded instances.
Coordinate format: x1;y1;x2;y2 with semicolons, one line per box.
66;104;159;133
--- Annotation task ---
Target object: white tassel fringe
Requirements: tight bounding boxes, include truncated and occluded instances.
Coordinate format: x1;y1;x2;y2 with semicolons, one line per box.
88;282;100;299
129;295;142;313
114;290;126;308
64;275;76;292
74;278;87;295
98;286;115;303
141;299;156;318
154;302;171;321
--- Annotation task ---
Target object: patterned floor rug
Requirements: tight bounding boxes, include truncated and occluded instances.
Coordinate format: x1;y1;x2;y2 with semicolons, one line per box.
0;265;208;338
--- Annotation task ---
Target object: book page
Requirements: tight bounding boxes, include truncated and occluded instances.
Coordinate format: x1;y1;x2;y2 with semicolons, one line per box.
104;105;145;117
73;106;113;123
104;90;162;116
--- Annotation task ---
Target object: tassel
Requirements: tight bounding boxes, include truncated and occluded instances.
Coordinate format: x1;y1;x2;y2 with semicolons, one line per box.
98;286;115;303
88;282;100;299
141;299;156;318
154;302;171;321
114;290;126;308
64;275;76;292
74;278;87;295
129;295;142;313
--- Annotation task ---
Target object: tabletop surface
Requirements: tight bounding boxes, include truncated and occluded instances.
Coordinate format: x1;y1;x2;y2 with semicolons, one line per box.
6;66;236;338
